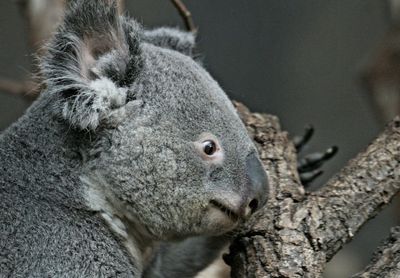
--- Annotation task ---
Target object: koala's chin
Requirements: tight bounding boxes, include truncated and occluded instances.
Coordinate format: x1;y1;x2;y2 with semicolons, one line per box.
203;205;241;235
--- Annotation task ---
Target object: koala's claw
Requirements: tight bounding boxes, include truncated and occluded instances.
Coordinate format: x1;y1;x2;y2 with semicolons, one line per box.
294;124;338;187
298;146;338;173
293;124;314;152
300;169;324;184
298;146;338;186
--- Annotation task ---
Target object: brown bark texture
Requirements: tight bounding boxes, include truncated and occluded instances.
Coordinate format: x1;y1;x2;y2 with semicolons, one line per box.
353;227;400;278
226;102;400;278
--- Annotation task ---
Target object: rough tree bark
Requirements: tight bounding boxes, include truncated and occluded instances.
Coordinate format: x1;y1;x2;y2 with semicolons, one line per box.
227;102;400;277
353;227;400;277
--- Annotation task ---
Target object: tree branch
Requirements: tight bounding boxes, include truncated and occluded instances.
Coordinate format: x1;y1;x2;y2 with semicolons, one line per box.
306;118;400;260
352;226;400;277
0;79;39;100
169;0;197;33
227;102;400;277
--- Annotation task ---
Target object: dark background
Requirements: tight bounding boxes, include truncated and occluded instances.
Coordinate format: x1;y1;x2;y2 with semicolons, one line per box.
0;1;397;276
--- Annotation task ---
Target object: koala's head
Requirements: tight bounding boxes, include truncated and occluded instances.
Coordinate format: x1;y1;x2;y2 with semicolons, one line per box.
42;0;268;240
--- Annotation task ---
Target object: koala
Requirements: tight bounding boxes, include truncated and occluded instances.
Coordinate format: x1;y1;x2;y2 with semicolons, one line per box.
0;1;268;277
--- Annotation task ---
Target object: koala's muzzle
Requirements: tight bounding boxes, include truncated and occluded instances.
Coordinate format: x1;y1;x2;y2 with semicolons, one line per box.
209;153;268;221
245;152;269;215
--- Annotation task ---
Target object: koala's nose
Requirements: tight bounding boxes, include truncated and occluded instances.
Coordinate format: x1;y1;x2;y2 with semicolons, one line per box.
244;152;269;215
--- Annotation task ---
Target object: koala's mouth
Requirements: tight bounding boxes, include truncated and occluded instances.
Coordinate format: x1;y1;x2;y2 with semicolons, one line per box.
209;200;239;222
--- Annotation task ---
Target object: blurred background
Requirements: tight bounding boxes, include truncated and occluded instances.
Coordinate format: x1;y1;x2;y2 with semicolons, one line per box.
0;1;399;277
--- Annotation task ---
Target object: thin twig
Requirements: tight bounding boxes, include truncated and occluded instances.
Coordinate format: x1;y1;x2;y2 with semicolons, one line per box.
0;79;39;100
118;0;125;14
169;0;197;33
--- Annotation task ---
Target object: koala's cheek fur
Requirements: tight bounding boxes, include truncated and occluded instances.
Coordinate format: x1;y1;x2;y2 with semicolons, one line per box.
83;123;217;239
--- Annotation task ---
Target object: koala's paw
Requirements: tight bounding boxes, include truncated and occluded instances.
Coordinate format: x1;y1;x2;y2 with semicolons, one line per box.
61;78;127;130
293;125;338;187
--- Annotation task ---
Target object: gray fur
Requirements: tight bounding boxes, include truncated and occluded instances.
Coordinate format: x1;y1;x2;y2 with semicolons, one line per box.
143;27;195;57
0;0;268;277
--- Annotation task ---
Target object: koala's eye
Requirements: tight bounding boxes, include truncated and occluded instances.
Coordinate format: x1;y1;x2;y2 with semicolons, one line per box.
195;134;224;164
202;140;217;156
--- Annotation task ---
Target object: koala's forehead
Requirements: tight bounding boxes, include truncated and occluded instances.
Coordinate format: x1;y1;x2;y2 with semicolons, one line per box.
134;43;246;140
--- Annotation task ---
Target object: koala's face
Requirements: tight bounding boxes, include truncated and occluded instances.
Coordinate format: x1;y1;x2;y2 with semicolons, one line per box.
93;44;269;239
42;1;268;240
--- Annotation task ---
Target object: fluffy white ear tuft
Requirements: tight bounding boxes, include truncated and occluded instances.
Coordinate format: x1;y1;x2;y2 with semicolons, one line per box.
41;0;142;130
61;78;128;130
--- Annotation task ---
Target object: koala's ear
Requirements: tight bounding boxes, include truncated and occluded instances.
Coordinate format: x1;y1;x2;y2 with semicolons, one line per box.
41;0;142;130
143;27;196;56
